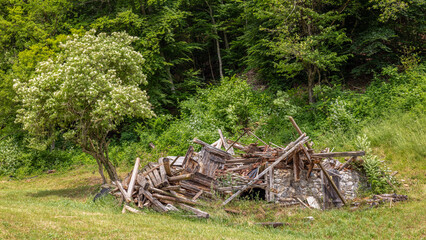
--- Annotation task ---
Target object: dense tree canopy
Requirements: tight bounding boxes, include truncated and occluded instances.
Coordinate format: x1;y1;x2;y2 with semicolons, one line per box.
0;0;424;178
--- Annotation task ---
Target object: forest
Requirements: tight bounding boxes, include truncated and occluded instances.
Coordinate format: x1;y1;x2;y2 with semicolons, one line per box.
0;0;425;238
1;0;424;180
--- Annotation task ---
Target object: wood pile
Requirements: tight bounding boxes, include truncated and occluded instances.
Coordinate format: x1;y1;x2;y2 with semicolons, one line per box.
111;117;367;215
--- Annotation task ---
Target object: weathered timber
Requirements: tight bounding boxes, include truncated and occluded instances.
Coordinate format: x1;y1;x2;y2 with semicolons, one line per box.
247;130;269;147
171;156;181;166
146;164;159;187
318;162;347;206
311;151;365;158
192;190;204;201
337;157;356;171
114;181;132;203
182;146;194;169
193;138;232;159
218;129;234;155
163;158;172;176
268;166;274;201
165;204;180;212
288;116;347;206
123;204;143;214
225;129;247;152
152;193;199;206
178;203;209;218
158;158;168;183
226;158;260;164
225;165;252;172
139;187;168;212
168;174;193;182
161;185;182;191
222;135;309;206
126;157;141;200
293;153;300;181
289;116;312;149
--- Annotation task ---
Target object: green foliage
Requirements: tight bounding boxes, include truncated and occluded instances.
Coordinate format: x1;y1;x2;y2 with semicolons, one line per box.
136;76;271;155
14;30;154;148
355;135;398;194
0;137;30;176
0;137;89;177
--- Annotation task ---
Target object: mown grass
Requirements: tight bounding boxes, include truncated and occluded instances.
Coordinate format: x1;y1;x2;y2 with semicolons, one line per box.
1;112;425;239
0;162;424;240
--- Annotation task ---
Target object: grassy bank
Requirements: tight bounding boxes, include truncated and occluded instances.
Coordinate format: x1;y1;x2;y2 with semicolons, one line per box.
0;164;424;240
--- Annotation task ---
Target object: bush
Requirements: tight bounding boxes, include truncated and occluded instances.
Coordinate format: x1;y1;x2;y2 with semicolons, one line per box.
0;137;85;177
136;76;272;155
355;135;398;194
0;137;31;176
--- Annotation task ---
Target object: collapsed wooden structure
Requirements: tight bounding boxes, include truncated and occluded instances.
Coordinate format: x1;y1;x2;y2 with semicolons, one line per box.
111;117;367;217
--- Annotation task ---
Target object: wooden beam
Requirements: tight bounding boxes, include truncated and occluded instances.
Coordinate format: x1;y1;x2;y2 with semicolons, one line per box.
126;157;141;200
288;116;347;206
218;129;234;155
163;158;172;176
168;173;193;182
178;203;209;218
222;135;309;206
311;151;365;158
193;138;232;159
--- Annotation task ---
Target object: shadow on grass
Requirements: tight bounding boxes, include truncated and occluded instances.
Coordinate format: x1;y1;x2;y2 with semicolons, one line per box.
27;185;99;200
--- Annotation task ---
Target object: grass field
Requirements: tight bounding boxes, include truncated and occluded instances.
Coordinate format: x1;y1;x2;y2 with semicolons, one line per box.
0;163;424;240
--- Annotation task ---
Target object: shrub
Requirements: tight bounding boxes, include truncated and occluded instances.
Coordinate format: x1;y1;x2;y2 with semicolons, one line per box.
355;134;398;194
136;76;271;155
0;137;30;176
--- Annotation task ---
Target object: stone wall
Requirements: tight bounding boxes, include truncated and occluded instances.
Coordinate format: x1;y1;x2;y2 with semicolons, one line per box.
271;168;360;203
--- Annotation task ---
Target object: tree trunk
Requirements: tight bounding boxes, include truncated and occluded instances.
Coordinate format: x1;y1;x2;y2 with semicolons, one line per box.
83;147;119;183
95;157;107;184
206;0;224;79
307;66;316;104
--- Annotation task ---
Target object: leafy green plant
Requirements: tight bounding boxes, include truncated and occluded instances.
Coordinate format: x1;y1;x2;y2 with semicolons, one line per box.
0;137;30;176
355;134;398;194
14;30;154;182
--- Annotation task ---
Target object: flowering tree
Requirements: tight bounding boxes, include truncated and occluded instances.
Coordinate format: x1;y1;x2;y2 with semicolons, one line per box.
14;30;154;183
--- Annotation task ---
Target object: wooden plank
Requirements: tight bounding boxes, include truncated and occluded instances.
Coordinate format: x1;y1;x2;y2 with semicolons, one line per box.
182;146;194;169
163;158;172;176
113;180;132;203
218;129;234;155
265;167;269;202
168;173;193;182
209;154;226;164
193;138;232;159
139;187;168;212
149;163;163;187
222;135;309;206
289;116;312;149
337;156;356;171
158;158;167;182
269;166;274;202
146;164;158;187
293;153;300;181
216;138;223;149
288;116;347;206
152;194;199;206
126;157;141;200
192;190;204;201
178;203;209;218
136;174;148;189
311;151;365;158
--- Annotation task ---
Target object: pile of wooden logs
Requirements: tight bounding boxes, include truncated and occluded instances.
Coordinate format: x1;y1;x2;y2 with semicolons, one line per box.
111;117;367;214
